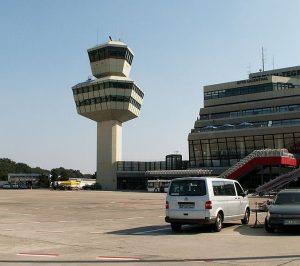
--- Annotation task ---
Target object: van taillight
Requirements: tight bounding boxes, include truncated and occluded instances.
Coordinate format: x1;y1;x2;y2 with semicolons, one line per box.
205;201;212;209
166;201;169;209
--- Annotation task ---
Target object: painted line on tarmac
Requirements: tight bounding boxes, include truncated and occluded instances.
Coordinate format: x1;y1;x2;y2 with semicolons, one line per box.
104;216;148;221
8;213;31;216
17;253;59;258
36;230;64;233
116;202;145;205
97;256;141;261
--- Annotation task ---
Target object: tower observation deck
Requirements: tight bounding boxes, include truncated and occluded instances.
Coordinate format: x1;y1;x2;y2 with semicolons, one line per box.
72;40;144;190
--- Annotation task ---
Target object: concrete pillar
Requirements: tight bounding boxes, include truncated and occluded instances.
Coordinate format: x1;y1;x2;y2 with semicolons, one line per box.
240;141;245;158
276;138;284;149
97;120;122;190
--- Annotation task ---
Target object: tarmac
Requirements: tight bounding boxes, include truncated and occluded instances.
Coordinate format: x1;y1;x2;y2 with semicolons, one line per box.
0;190;299;266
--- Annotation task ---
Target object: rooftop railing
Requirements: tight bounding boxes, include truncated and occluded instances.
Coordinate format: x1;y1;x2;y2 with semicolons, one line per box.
191;119;300;133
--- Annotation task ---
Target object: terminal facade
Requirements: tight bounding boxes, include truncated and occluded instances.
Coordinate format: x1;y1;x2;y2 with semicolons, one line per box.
189;65;300;169
187;65;300;189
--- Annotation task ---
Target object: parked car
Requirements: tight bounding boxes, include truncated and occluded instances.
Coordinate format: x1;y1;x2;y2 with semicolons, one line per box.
11;183;19;189
265;189;300;233
2;183;11;189
165;177;250;232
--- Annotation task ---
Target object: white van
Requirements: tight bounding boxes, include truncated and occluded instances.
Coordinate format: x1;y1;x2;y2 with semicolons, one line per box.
165;177;250;232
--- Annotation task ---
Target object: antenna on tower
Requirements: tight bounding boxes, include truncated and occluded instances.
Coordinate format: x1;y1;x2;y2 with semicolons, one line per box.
272;55;275;70
247;63;251;77
97;28;99;45
261;46;266;72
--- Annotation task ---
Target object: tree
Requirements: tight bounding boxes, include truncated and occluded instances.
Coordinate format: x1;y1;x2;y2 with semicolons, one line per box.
37;175;50;188
0;158;49;181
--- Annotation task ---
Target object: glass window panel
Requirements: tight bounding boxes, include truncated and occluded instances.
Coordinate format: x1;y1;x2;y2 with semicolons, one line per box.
264;139;274;148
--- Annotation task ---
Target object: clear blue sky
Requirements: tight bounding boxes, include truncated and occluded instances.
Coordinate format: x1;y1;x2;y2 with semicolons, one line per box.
1;0;300;174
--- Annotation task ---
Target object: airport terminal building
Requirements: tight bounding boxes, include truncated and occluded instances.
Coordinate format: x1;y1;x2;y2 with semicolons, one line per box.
189;66;300;168
118;65;300;191
187;65;300;189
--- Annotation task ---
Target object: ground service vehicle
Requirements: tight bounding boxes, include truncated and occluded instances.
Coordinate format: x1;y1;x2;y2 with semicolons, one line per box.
265;189;300;233
58;180;81;190
165;177;250;232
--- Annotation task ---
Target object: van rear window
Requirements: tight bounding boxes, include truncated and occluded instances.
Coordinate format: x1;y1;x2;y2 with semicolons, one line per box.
169;180;206;196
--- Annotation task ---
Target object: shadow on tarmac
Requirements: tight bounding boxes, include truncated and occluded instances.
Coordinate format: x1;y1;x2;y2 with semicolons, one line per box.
106;222;241;236
107;221;300;236
235;224;300;236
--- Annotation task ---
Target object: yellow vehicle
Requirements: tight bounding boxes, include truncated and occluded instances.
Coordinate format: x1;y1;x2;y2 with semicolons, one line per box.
59;180;81;190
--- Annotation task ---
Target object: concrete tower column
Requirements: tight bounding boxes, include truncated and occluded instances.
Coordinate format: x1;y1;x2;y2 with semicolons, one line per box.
97;121;122;190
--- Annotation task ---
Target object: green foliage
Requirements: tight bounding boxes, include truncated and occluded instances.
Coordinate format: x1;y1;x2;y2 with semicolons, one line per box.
50;167;86;181
0;158;92;182
37;175;50;188
0;158;49;181
83;172;96;179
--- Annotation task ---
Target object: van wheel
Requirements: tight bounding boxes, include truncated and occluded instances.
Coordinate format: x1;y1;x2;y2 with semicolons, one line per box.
213;213;223;232
171;223;182;232
241;208;250;224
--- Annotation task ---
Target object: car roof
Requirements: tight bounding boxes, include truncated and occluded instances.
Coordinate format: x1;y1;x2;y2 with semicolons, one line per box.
171;177;234;182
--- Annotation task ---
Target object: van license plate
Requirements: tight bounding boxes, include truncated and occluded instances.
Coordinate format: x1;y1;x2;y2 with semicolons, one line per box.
179;202;195;208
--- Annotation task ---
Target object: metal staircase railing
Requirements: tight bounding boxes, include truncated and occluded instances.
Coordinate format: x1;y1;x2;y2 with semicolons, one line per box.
256;166;300;193
219;149;294;179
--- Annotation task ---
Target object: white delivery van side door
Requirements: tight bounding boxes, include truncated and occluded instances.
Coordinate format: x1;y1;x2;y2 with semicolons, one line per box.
234;181;248;216
211;180;237;219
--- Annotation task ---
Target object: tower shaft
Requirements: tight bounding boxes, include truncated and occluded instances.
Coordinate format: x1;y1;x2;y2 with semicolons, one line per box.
97;120;122;190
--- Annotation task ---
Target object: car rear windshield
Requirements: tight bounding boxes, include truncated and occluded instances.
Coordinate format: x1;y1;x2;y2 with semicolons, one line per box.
275;193;300;205
169;180;206;196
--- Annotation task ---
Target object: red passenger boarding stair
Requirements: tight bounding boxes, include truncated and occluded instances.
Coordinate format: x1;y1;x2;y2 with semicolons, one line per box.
219;149;300;192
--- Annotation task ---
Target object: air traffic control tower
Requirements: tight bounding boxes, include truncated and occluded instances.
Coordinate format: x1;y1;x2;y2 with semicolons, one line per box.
72;39;144;190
